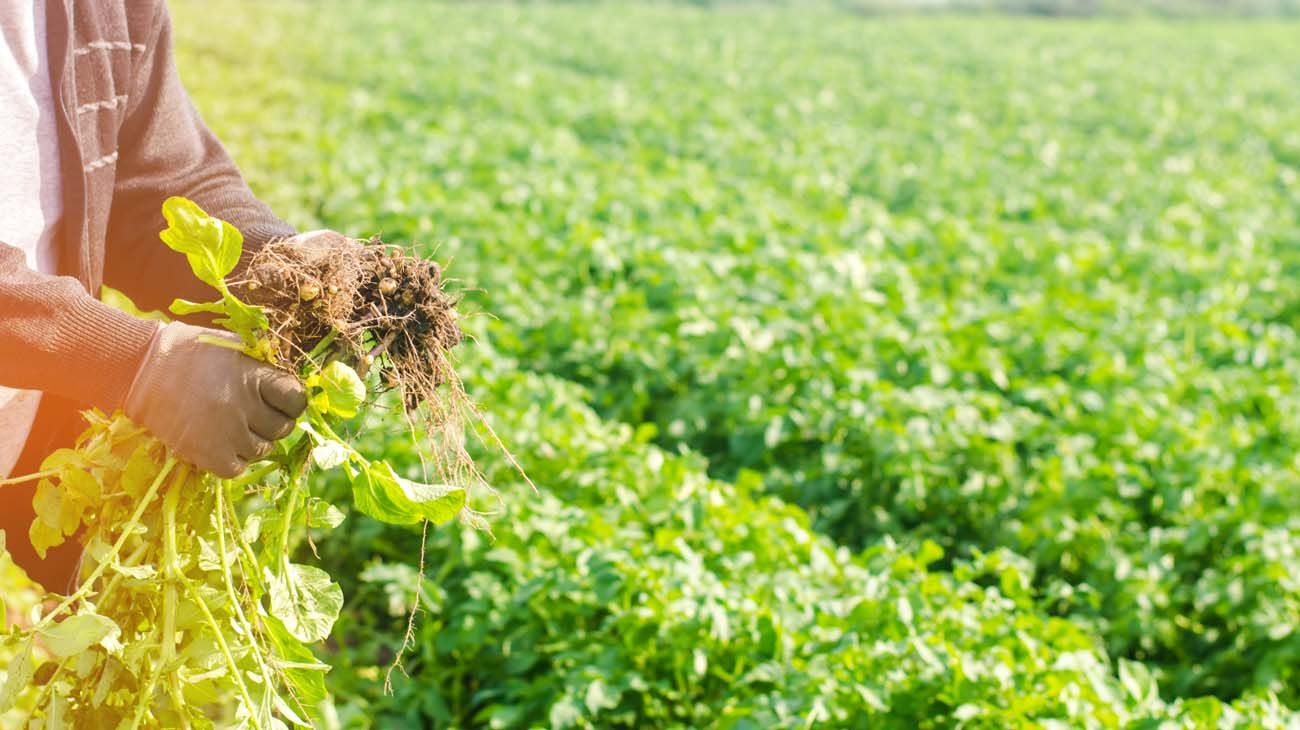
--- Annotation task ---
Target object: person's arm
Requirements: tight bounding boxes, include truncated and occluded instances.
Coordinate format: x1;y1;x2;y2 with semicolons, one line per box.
0;2;314;475
0;241;156;411
102;0;295;315
0;240;305;477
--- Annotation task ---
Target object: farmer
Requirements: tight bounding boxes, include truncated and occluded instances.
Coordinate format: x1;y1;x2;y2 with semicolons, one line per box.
0;0;326;591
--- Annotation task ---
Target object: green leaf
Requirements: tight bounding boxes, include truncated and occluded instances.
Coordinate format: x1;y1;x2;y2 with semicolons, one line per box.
46;688;67;727
29;478;69;558
1118;658;1158;704
213;295;270;348
585;679;620;714
168;298;227;317
261;615;329;706
353;461;465;526
59;471;101;534
159;197;244;290
306;499;346;529
120;444;160;501
102;285;170;322
31;478;64;533
549;697;582;729
28;519;63;560
385;472;466;526
0;638;34;712
269;564;344;644
37;615;121;659
350;463;421;526
310;441;350;471
307;361;366;419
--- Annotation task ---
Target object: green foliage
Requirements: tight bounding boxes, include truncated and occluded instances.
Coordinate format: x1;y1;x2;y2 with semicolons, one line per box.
317;355;1298;728
170;0;1300;725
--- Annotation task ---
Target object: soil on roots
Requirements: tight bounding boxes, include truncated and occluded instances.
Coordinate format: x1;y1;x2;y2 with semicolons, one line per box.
234;236;463;413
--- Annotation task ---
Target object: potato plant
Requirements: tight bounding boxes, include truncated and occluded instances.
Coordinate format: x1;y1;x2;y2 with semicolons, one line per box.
0;198;469;729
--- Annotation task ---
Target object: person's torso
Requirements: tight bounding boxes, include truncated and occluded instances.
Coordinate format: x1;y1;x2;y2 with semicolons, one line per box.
0;0;64;477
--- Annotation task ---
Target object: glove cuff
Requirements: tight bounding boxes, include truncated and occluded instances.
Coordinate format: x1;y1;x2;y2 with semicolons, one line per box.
122;320;169;423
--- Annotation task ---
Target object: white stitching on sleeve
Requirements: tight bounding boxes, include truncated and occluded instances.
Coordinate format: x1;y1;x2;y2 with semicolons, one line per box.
83;151;119;172
73;41;146;56
76;95;129;115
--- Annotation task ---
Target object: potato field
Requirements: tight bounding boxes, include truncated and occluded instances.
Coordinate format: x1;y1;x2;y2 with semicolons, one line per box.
6;1;1300;728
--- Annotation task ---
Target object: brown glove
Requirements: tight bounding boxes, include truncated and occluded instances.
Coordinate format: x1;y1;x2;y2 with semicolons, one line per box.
124;322;306;478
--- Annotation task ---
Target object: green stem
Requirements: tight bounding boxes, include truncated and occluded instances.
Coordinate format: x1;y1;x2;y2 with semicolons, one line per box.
183;575;262;730
127;626;165;729
280;482;301;559
228;460;280;492
279;444;314;559
27;657;72;723
34;457;179;630
0;469;59;487
223;496;263;591
216;480;278;698
303;329;339;371
96;542;150;610
161;485;192;729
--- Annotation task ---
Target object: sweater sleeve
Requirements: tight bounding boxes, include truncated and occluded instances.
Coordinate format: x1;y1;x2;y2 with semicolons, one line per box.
102;0;295;315
0;240;157;410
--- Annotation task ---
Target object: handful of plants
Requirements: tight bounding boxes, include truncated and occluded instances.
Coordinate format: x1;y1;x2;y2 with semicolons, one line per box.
0;198;479;728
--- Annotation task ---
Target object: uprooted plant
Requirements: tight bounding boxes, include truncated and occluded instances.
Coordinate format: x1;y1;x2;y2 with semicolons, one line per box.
0;197;492;728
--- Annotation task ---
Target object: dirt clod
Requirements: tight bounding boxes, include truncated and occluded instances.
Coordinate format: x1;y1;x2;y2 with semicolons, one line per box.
234;235;463;413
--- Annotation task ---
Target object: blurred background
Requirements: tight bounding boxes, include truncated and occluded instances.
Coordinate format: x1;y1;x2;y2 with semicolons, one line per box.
841;0;1300;14
10;0;1300;727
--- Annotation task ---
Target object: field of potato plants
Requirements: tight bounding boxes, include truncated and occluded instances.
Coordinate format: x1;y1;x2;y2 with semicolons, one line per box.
5;1;1300;728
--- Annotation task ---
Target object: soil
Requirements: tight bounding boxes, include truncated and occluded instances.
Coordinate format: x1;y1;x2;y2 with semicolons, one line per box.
234;236;463;412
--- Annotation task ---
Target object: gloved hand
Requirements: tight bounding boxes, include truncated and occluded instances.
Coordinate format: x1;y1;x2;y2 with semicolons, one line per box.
124;321;306;478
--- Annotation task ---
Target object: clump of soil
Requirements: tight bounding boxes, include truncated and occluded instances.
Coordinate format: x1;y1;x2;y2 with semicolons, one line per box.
232;234;527;509
235;235;463;412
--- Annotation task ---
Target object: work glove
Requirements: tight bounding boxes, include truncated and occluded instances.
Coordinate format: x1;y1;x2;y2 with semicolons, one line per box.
124;321;307;478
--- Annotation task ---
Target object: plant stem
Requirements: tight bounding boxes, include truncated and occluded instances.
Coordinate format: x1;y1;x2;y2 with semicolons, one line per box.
183;575;262;730
161;484;192;729
0;469;59;487
356;330;398;378
95;542;150;607
216;480;278;699
223;497;263;591
229;460;280;492
279;445;314;559
127;626;165;729
304;329;339;371
280;483;301;560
